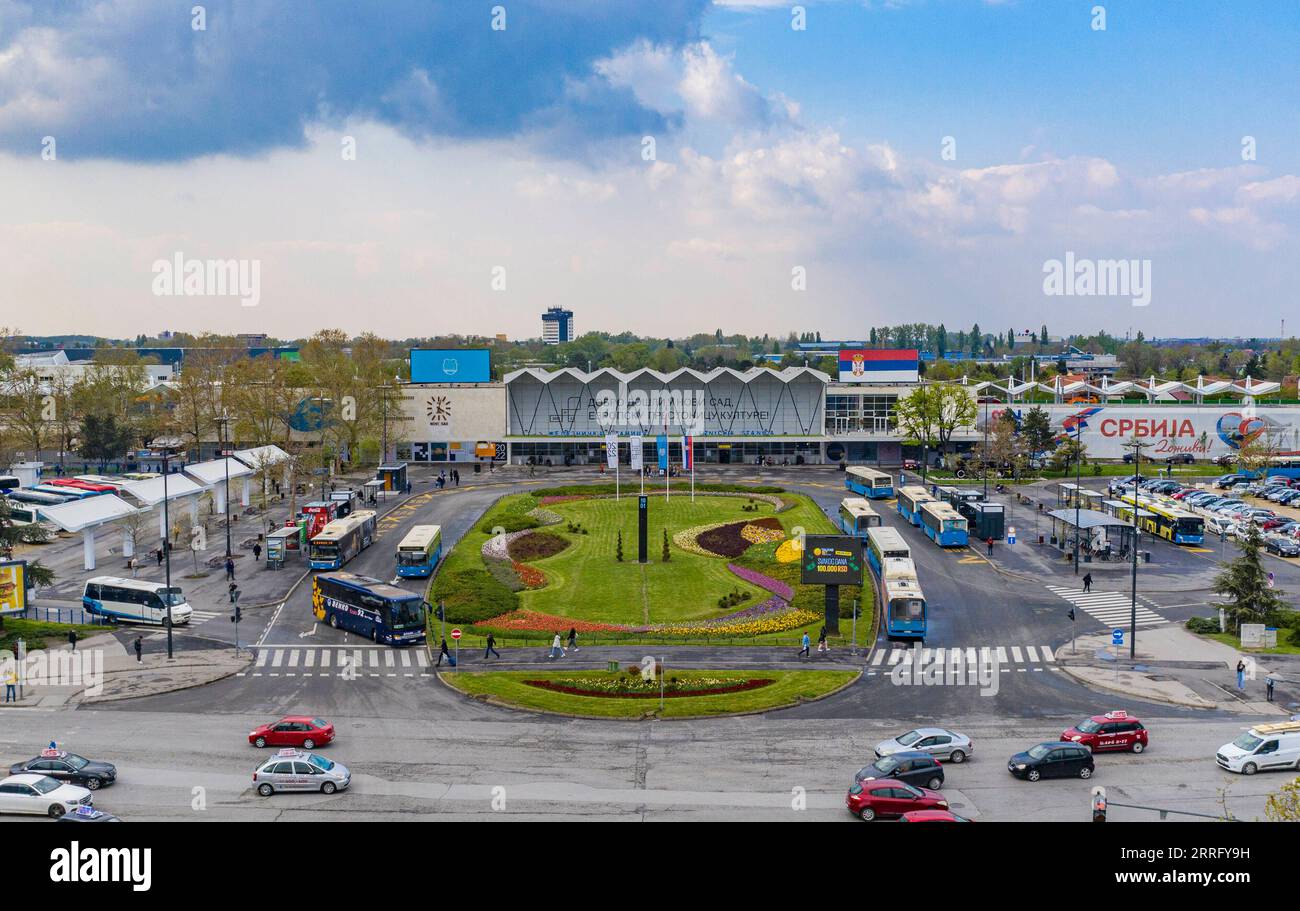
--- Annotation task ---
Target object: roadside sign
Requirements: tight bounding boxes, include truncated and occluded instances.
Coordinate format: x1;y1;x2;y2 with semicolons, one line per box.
450;628;462;640
1268;572;1275;589
1112;628;1124;646
1007;526;1016;545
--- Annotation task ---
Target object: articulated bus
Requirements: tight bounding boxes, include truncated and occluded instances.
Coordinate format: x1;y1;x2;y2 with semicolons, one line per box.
838;498;882;538
395;525;443;578
308;510;378;570
919;501;970;547
896;486;935;526
865;526;911;574
312;572;427;645
844;466;894;499
6;489;72;506
1115;494;1204;545
881;556;927;640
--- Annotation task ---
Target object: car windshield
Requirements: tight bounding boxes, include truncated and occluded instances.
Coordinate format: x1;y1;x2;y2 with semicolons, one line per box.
874;757;900;773
306;754;334;772
1232;734;1263;752
896;730;920;746
1075;719;1101;734
31;776;61;794
311;718;329;729
1027;744;1051;760
64;753;90;770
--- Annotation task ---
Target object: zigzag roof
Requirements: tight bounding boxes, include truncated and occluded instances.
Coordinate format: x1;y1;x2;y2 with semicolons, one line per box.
503;365;829;385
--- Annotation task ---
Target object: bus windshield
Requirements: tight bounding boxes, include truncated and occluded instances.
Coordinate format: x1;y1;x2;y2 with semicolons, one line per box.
161;587;185;606
311;542;339;559
386;599;426;630
397;549;428;566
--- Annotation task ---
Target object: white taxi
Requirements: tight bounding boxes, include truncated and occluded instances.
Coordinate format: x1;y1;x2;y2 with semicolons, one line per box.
253;748;351;796
0;773;94;818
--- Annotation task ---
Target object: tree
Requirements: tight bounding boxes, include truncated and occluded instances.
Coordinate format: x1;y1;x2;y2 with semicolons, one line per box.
662;528;671;562
1039;325;1049;346
894;384;978;464
1211;525;1288;631
78;413;134;470
935;324;947;358
1047;437;1088;473
1265;778;1300;821
616;529;624;563
1021;406;1054;456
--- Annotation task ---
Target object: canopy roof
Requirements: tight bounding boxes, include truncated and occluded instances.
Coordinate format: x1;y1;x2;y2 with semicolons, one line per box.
118;474;205;506
184;457;254;485
234;445;291;468
1047;508;1134;530
39;495;138;533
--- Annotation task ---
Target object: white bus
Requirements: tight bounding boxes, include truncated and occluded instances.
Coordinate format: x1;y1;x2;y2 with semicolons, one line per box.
396;524;443;578
82;577;193;627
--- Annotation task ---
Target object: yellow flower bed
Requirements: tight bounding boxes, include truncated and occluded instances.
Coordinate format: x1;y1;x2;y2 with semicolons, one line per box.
654;609;820;637
741;524;786;545
775;537;804;563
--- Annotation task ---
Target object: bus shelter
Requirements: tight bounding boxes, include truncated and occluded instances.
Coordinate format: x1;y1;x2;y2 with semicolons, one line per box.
1047;509;1139;562
39;495;139;571
119;474;205;542
375;463;408;495
184;457;254;514
264;526;302;569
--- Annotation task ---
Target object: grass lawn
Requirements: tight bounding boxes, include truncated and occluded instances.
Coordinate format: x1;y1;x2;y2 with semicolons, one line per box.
1;618;106;654
1200;628;1300;655
443;668;859;718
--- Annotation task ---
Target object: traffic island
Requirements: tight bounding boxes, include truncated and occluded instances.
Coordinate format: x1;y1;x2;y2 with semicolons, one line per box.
440;668;860;719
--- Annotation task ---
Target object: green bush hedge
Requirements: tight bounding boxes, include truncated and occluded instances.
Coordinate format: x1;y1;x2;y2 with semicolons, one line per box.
1185;616;1220;634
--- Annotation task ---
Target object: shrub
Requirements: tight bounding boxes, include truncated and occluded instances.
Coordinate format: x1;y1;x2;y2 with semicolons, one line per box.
432;566;518;624
1185;616;1220;634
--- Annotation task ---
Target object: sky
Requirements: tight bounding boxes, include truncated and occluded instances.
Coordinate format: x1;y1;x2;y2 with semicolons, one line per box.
1;0;1297;341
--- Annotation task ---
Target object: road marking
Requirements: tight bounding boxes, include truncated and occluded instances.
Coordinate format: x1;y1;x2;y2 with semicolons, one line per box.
287;650;300;668
1047;585;1167;627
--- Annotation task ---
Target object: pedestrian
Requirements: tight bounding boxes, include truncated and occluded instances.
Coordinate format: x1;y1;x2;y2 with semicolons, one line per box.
817;627;828;655
1266;675;1276;703
4;669;16;703
484;632;500;660
253;542;262;562
986;536;994;556
567;627;578;652
550;633;566;659
437;637;451;667
155;548;164;567
225;557;235;581
228;582;238;604
799;631;811;659
1236;659;1246;691
67;629;77;652
1082;572;1093;594
133;636;143;664
454;469;460;487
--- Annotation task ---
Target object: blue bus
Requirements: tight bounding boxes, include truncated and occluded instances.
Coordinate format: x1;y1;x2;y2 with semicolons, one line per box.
919;501;970;547
837;498;882;538
845;466;894;499
308;510;378;570
311;572;427;646
881;557;927;640
896;486;934;526
865;526;911;574
396;524;443;578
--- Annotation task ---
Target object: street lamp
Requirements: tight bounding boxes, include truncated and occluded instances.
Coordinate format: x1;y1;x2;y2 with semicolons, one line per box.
982;398;990;501
160;449;175;661
219;414;232;559
1073;415;1082;575
1123;437;1148;660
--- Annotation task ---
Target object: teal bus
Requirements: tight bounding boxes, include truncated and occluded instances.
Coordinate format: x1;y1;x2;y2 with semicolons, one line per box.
311;572;428;646
845;467;894;499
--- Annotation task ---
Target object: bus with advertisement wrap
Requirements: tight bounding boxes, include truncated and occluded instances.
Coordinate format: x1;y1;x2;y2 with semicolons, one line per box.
308;511;377;570
311;572;427;645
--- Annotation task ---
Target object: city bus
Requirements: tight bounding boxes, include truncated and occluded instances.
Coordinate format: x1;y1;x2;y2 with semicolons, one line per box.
6;488;72;506
919;501;970;547
844;466;894;499
881;556;927;640
865;526;911;574
837;499;882;538
312;572;428;645
1;499;42;525
1115;494;1204;545
395;525;443;578
896;486;935;526
308;510;378;570
82;577;193;627
33;484;101;500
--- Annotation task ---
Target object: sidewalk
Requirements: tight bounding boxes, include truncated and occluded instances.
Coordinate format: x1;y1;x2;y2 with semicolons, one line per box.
1;633;251;708
1054;626;1298;714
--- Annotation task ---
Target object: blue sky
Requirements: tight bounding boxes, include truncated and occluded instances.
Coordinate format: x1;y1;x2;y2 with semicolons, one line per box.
1;0;1297;339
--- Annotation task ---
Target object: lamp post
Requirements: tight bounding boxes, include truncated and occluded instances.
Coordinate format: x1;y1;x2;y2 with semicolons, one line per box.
161;449;174;661
1073;416;1082;575
219;415;232;559
1124;437;1147;660
982;398;990;501
318;391;327;502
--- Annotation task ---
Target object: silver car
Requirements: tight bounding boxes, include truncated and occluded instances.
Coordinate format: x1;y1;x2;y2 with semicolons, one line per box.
253;749;350;796
875;728;973;763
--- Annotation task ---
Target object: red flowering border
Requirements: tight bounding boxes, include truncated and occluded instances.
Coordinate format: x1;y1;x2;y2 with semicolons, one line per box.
521;678;775;699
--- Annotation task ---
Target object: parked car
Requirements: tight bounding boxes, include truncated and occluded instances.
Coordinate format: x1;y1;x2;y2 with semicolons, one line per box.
899;809;973;822
1266;536;1300;558
1164;453;1196;464
1214;455;1237;467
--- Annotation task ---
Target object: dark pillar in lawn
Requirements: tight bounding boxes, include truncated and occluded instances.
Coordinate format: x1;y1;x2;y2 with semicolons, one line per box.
638;495;648;564
824;585;840;635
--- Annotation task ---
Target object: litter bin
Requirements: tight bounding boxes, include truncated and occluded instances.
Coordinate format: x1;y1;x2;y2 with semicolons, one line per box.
1143;551;1151;563
474;462;482;474
607;661;619;672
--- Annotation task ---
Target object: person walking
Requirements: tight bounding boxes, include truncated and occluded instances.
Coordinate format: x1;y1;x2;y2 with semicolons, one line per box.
1265;674;1276;702
1082;572;1093;594
437;637;451;668
986;536;994;556
67;629;77;652
4;668;17;703
155;548;164;568
133;636;143;664
484;632;500;660
1236;659;1247;691
567;627;578;653
253;542;262;562
225;557;235;581
817;627;828;655
454;469;460;487
549;633;565;660
799;631;811;660
228;582;239;604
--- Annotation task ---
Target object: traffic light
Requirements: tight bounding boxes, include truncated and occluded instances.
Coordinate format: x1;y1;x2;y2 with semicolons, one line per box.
1091;786;1107;822
436;602;445;621
231;604;242;624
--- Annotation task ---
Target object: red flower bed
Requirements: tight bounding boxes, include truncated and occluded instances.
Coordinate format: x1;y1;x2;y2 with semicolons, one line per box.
477;610;629;633
512;561;547;588
521;678;775;699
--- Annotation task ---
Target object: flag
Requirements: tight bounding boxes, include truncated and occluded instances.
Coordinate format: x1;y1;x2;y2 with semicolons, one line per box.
605;433;619;469
656;434;668;471
629;435;643;470
681;435;693;470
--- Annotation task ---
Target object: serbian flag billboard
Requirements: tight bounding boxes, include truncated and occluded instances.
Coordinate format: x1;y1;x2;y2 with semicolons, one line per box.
680;435;694;470
838;349;919;384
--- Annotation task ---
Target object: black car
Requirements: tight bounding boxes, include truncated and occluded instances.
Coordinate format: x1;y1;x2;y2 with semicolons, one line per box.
855;751;945;790
10;750;117;791
1164;453;1195;465
1266;536;1300;558
1007;742;1094;782
57;806;122;823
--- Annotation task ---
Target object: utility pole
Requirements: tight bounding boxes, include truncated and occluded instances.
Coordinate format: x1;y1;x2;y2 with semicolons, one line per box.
1074;416;1082;575
982;398;990;501
220;414;232;559
1124;437;1148;660
161;449;174;661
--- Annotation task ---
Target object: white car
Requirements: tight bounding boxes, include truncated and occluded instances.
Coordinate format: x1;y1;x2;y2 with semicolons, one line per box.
0;773;94;818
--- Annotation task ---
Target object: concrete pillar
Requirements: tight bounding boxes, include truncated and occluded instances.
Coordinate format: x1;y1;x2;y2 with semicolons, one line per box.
241;480;250;508
190;497;199;523
216;484;227;516
83;528;96;571
123;529;135;558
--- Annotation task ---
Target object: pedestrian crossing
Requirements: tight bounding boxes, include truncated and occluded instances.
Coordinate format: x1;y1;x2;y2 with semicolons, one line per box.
189;610;223;626
867;644;1058;674
238;646;433;679
1046;585;1167;628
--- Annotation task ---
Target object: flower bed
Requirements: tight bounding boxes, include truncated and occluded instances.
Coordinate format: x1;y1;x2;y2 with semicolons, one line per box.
476;597;817;638
526;507;565;526
507;531;569;561
481;529;532;561
521;675;775;699
696;517;783;558
740;523;786;545
512;560;547;589
538;495;591;506
727;563;794;600
474;610;629;633
775;537;803;563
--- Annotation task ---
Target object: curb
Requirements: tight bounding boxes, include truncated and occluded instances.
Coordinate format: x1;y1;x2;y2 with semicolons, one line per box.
74;655;256;705
434;666;863;721
1054;663;1218;710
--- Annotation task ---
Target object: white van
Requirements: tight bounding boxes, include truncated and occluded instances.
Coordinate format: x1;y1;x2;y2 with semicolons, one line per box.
82;577;193;627
1216;721;1300;775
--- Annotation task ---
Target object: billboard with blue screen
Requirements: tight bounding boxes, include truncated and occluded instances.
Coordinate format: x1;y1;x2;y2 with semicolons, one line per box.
410;349;491;384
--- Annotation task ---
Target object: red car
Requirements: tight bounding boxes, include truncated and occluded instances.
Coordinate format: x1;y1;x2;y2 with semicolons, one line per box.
902;459;921;470
846;778;948;821
900;809;973;822
249;716;335;750
1060;710;1148;754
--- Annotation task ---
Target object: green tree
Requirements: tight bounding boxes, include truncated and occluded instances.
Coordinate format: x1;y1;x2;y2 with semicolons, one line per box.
894;384;978;465
662;527;670;562
1211;525;1288;631
78;413;134;470
1021;406;1055;456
